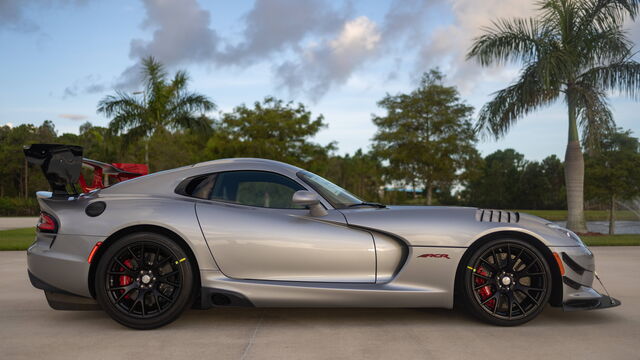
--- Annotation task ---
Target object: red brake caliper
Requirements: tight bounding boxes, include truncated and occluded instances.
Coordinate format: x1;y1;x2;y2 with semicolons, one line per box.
119;259;133;299
475;266;495;308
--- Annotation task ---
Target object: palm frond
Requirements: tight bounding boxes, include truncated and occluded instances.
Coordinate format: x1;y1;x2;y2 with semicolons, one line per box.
579;61;640;99
476;64;560;138
466;17;549;66
572;85;615;151
577;0;639;32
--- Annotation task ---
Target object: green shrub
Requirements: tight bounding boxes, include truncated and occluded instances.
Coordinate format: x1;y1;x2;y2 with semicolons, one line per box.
0;197;40;216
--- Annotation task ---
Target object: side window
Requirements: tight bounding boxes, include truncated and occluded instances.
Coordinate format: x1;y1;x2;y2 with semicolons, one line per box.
210;171;305;209
180;174;217;199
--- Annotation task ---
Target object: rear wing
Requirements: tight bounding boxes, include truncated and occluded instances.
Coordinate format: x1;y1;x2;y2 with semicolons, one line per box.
24;144;148;197
24;144;83;198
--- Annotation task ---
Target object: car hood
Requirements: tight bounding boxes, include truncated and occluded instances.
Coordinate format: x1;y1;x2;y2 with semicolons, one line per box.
338;205;574;247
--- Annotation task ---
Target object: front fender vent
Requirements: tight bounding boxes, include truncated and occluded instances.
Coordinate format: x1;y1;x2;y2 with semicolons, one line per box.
476;209;520;223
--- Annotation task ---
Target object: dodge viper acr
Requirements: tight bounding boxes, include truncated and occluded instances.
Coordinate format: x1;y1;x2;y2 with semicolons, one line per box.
23;144;620;329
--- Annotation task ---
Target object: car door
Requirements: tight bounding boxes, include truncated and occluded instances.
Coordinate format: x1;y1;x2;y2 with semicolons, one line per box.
195;170;375;283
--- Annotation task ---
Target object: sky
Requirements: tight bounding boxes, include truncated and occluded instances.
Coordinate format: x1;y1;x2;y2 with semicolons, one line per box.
1;0;639;161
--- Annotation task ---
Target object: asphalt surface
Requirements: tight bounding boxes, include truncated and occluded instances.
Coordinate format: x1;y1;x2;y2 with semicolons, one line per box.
0;217;38;230
0;247;638;360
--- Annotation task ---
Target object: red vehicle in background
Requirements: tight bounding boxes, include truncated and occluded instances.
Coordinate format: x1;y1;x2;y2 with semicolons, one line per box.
79;159;148;192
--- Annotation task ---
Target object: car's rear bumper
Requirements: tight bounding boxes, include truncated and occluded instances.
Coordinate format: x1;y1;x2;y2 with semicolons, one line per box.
27;232;104;298
28;270;100;310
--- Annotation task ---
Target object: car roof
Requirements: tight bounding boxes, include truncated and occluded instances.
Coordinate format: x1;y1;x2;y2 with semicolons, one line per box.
99;157;305;197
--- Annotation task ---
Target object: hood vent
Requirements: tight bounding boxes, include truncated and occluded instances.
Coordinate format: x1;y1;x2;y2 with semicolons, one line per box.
476;209;520;223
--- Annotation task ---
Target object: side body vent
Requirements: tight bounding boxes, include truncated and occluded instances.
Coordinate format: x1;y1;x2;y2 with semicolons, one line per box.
476;209;520;223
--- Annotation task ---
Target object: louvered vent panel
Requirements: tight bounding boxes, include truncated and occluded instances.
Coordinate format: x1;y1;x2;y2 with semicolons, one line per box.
476;209;520;223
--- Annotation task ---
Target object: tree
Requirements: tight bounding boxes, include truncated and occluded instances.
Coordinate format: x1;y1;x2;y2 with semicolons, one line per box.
464;149;526;208
467;0;640;232
323;149;384;201
585;129;640;234
206;97;335;169
372;69;477;205
97;56;215;168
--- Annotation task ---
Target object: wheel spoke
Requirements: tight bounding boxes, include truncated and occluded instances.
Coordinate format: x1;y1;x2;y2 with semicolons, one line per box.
127;246;139;261
154;246;161;266
512;248;525;269
479;257;497;272
517;288;540;306
507;293;514;319
514;297;527;315
520;258;539;273
516;284;545;293
154;289;173;302
492;248;502;269
114;286;136;304
473;272;492;281
492;293;502;314
520;272;544;277
159;270;179;280
153;293;162;312
481;293;498;306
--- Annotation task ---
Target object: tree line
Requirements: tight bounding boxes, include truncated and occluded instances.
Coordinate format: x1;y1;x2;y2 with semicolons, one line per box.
1;62;637;218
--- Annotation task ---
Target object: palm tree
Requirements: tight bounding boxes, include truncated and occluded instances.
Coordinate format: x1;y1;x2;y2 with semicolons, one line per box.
98;56;215;167
467;0;640;232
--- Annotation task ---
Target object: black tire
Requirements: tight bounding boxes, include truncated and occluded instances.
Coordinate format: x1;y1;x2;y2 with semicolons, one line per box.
95;232;195;330
461;238;551;326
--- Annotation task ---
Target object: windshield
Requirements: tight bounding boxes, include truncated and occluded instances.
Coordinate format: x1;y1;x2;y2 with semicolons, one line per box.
297;171;363;209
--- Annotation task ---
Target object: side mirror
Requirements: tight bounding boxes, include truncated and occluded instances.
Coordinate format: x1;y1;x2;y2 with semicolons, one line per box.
292;190;328;217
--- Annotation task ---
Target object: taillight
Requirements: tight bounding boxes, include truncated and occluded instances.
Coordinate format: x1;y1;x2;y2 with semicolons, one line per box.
37;212;58;233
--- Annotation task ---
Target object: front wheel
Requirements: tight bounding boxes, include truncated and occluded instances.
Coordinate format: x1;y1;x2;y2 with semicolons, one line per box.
461;238;551;326
95;232;195;329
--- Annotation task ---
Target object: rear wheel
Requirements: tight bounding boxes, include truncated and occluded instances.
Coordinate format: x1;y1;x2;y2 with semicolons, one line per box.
95;232;194;329
461;238;551;326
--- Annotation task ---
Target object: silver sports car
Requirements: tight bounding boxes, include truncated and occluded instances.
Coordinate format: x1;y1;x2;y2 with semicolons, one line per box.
24;144;620;329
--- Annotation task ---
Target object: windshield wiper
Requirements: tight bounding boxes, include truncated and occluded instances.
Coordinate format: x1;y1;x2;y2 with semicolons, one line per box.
347;201;386;208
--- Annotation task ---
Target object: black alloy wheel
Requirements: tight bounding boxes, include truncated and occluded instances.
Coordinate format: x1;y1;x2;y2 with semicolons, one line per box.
461;238;551;326
95;232;194;329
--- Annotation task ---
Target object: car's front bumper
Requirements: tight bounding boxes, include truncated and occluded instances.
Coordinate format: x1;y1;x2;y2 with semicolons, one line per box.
550;245;621;311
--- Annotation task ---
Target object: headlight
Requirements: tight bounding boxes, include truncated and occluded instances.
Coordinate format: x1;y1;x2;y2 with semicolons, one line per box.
546;223;586;247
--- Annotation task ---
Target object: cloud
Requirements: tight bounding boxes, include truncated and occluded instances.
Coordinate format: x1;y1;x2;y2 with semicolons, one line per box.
276;16;382;100
218;0;349;65
414;0;538;93
58;113;87;121
0;0;86;32
63;74;106;98
115;0;220;90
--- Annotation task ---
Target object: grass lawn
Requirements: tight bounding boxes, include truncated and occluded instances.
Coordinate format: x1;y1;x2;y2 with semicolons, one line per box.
516;209;638;221
581;234;640;246
0;228;35;250
0;227;638;251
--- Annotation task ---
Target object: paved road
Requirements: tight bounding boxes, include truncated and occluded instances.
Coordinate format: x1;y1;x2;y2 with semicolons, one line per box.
0;217;37;230
0;247;638;360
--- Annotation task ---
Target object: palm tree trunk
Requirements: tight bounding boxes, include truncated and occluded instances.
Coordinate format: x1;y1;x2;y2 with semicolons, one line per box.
565;90;588;233
144;139;149;168
24;158;28;198
609;194;615;235
426;184;433;205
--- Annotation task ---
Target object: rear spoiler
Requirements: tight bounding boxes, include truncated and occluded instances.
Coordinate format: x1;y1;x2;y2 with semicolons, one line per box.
24;144;83;198
24;144;148;197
